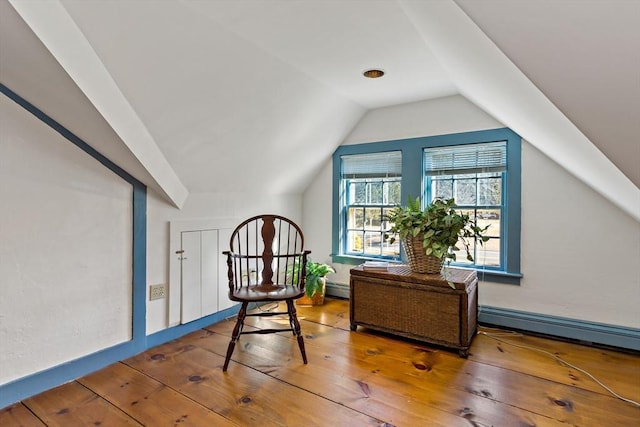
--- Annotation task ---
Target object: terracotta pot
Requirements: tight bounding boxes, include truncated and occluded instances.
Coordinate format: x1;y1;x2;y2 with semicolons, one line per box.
296;277;326;306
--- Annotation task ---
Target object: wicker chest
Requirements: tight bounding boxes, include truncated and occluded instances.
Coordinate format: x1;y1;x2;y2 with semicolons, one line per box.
349;264;478;357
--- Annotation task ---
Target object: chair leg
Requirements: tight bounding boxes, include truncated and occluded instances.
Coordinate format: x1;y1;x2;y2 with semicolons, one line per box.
286;300;307;364
223;302;248;372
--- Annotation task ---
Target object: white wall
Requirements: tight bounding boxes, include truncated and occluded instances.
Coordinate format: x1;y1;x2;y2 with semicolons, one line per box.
0;88;304;385
0;95;132;385
484;143;640;326
303;95;640;329
0;87;304;387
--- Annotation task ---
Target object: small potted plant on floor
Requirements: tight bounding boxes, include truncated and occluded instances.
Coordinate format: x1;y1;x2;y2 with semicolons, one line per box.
297;260;335;306
384;196;489;274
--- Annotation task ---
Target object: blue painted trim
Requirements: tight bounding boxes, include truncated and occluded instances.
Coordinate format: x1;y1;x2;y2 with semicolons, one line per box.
0;86;150;320
330;256;522;284
0;305;241;408
0;341;136;408
331;128;522;279
0;84;147;407
325;281;350;299
401;144;422;205
132;183;147;349
0;83;141;187
146;304;240;348
479;306;640;351
331;151;342;264
504;132;522;275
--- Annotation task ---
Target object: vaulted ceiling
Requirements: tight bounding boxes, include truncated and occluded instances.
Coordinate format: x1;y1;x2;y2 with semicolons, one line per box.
2;0;638;217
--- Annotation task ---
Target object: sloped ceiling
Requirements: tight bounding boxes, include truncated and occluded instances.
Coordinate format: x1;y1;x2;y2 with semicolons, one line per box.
456;0;640;189
2;0;638;216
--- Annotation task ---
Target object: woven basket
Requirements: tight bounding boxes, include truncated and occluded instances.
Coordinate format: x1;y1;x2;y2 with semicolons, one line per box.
403;236;443;274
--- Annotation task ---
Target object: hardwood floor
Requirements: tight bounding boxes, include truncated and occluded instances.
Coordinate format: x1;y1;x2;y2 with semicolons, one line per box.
2;298;639;426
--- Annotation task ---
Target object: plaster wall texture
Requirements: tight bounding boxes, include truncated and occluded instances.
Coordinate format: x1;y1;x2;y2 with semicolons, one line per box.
0;90;304;382
0;94;132;385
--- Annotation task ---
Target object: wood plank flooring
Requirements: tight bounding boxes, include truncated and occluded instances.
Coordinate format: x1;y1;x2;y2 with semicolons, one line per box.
2;298;639;426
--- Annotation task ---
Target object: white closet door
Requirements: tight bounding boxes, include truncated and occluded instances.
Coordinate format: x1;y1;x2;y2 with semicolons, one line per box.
181;228;235;324
201;229;219;316
180;231;201;323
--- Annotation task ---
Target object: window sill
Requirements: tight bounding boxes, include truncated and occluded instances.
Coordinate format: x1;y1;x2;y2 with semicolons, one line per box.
450;266;522;285
331;254;522;285
331;254;402;266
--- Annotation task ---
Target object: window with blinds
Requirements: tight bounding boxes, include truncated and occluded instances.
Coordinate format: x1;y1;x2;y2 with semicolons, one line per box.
424;141;507;268
424;141;507;176
341;151;402;179
340;151;402;258
332;127;521;282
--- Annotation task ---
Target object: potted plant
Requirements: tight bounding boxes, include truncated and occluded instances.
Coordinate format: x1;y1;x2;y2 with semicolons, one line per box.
297;260;335;306
384;196;489;274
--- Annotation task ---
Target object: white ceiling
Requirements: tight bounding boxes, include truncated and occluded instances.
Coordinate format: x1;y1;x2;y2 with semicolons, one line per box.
456;0;640;191
2;0;638;210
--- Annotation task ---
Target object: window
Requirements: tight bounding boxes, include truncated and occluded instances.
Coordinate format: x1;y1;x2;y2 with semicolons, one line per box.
332;128;522;283
341;152;402;258
424;142;506;269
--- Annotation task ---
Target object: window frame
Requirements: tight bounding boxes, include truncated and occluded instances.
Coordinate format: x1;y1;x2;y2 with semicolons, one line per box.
332;128;522;284
340;150;403;259
343;176;402;259
423;141;507;271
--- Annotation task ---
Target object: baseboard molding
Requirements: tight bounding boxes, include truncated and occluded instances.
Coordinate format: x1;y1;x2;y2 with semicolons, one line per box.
146;304;240;348
326;281;349;299
479;306;640;351
0;341;137;409
4;300;636;408
327;283;640;351
0;304;241;409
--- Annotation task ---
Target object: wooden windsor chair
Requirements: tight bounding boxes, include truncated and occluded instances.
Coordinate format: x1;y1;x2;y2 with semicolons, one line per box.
222;214;310;372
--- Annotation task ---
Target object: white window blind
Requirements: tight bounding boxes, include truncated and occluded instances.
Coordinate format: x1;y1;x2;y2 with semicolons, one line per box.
341;151;402;179
424;141;506;176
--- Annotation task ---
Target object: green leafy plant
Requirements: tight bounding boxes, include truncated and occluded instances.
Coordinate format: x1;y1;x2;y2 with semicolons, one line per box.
288;259;336;298
384;196;490;264
304;261;335;298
